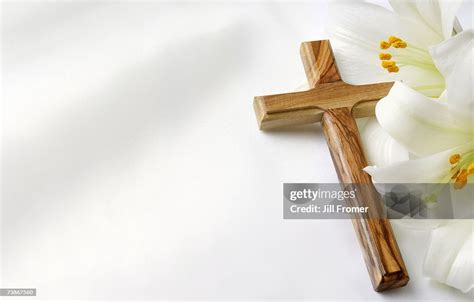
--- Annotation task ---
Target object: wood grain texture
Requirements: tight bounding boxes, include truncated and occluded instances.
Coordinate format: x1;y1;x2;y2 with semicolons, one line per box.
300;40;340;85
322;108;409;291
254;82;392;130
301;40;409;291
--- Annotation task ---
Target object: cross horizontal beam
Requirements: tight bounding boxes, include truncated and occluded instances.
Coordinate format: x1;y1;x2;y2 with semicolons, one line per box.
254;81;393;130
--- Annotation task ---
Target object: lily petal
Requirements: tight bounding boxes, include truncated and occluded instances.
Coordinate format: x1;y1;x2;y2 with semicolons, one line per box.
389;0;421;19
358;117;409;167
424;220;474;293
327;1;402;85
430;29;474;125
327;1;444;92
389;0;462;39
436;0;463;38
446;230;474;293
398;64;445;98
364;141;474;183
375;82;473;156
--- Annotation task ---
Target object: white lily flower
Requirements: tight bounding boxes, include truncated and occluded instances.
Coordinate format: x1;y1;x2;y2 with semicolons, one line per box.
328;0;462;97
365;30;474;188
328;0;464;168
364;29;473;293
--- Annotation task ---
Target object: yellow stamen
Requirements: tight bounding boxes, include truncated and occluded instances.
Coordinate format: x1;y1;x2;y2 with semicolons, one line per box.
388;36;402;44
454;169;468;190
379;53;392;60
451;169;460;180
378;36;409;73
387;66;399;73
454;178;467;190
392;41;407;48
381;61;396;68
380;41;391;49
449;154;461;164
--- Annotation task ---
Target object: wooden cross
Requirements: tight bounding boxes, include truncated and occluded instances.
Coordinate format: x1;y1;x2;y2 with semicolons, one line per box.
254;40;409;291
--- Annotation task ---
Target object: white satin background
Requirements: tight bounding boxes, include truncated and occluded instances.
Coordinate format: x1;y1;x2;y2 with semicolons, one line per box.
1;0;473;300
